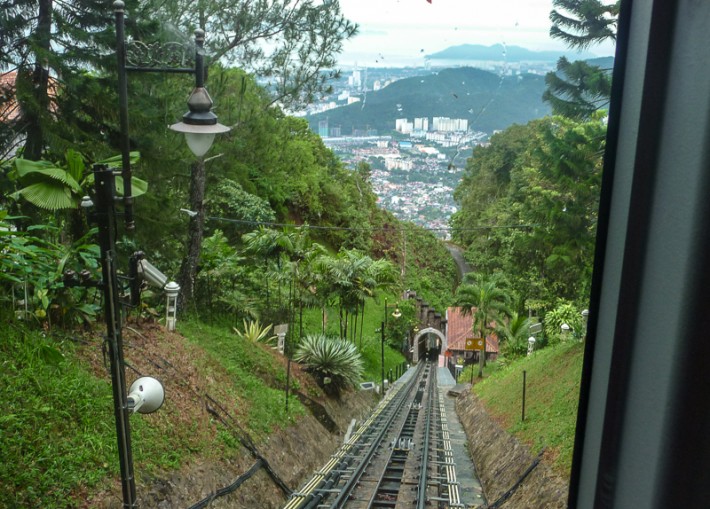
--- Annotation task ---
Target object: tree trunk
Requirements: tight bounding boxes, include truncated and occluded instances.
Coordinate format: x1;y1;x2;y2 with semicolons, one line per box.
178;159;206;310
21;0;52;160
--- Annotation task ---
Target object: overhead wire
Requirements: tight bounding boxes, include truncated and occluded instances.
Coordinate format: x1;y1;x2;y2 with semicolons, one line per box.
204;215;536;233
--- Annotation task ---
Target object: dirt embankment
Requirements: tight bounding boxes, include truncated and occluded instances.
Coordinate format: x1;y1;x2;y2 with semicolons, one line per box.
81;322;377;509
138;389;376;509
456;389;569;509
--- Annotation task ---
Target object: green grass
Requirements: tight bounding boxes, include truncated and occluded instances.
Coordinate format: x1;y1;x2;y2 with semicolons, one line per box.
299;296;407;384
0;301;397;508
0;324;118;508
179;319;306;435
473;341;585;477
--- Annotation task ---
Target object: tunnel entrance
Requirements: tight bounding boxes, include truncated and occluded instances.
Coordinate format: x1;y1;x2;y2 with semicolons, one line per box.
412;327;447;364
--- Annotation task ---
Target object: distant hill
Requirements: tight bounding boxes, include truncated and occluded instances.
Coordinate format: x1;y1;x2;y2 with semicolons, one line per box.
427;44;597;62
585;56;615;69
308;67;551;136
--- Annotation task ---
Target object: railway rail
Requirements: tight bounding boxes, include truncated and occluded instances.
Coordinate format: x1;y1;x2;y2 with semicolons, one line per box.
283;362;469;509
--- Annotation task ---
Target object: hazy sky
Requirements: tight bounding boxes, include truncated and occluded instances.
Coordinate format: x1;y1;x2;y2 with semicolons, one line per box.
337;0;616;66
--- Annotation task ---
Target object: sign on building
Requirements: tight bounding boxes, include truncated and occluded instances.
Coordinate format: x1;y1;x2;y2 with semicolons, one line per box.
465;337;485;351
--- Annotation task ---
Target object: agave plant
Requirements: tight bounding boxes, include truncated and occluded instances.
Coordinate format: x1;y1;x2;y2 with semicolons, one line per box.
294;334;364;394
233;319;276;344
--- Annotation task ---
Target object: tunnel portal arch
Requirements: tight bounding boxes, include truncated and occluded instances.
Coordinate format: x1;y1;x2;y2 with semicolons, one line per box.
412;327;447;364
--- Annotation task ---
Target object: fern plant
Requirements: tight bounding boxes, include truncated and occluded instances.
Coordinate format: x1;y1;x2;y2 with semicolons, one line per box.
294;334;364;394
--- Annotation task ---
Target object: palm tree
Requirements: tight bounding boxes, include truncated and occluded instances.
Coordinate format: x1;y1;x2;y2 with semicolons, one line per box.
241;227;295;308
316;249;397;343
495;311;533;359
454;273;511;378
281;228;327;339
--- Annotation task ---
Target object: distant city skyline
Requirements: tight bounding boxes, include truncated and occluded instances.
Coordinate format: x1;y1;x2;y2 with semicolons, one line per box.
337;0;616;67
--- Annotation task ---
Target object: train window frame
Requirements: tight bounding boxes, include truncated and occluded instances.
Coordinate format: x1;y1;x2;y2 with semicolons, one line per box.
569;1;710;507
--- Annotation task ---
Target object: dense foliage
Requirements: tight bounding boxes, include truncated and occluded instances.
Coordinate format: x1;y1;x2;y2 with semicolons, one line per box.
451;115;605;312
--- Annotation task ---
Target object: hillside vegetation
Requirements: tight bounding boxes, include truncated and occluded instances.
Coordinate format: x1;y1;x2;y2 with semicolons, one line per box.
0;308;403;508
469;341;585;477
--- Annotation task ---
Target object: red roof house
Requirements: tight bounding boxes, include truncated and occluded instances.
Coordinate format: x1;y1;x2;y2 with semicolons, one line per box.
445;307;499;361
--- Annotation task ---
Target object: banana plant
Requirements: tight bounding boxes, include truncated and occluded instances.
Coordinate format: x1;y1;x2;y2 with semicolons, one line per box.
7;149;148;211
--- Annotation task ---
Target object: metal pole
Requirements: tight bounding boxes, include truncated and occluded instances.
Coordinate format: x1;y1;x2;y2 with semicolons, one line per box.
285;280;293;412
522;370;527;422
114;1;134;231
194;29;205;88
380;320;385;396
94;164;137;508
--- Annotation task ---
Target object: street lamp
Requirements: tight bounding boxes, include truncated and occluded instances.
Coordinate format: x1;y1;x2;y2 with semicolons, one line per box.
561;322;571;342
164;281;180;331
168;29;229;157
381;298;401;394
95;4;229;507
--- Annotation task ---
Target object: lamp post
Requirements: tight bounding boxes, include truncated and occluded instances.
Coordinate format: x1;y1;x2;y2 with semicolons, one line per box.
561;322;571;341
381;298;402;394
527;336;536;356
100;4;229;507
168;27;229;309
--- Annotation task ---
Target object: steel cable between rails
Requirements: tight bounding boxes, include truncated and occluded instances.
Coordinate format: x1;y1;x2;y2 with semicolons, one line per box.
416;364;437;509
365;364;430;508
328;363;427;509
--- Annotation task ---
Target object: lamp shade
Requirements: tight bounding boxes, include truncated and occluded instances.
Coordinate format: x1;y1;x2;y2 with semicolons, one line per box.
169;86;229;157
184;132;216;158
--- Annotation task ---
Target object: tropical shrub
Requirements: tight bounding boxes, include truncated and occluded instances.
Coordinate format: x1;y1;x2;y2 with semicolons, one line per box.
0;213;101;327
294;334;364;394
496;312;533;359
233;319;277;345
544;301;584;344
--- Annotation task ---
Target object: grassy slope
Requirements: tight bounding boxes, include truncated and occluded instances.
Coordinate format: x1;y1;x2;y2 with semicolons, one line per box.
0;301;405;508
299;297;408;384
471;341;584;477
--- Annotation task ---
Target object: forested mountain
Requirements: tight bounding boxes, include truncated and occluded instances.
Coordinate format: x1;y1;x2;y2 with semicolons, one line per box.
307;67;551;135
427;43;596;62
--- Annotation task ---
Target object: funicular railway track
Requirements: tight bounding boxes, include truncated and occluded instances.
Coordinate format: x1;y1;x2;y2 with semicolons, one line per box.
283;361;465;509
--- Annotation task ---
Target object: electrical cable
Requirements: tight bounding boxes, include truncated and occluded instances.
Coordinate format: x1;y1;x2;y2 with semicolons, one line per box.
186;459;264;509
205;215;536;233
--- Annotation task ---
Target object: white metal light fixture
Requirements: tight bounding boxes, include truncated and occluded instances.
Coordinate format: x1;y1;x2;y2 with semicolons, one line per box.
164;281;180;331
127;376;165;414
527;336;536;356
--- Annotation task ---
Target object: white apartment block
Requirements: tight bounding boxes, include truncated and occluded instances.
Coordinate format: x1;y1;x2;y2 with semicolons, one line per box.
432;117;468;132
395;118;414;134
